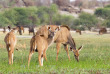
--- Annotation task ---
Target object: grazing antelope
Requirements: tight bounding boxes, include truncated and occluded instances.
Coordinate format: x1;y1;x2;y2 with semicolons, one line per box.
76;29;82;35
28;26;60;67
4;29;17;64
70;46;83;62
36;25;83;62
99;28;107;35
17;26;24;35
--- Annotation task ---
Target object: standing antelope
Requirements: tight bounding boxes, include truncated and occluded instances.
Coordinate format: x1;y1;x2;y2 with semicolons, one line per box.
4;29;17;64
8;25;11;31
3;27;6;33
28;27;35;35
36;25;83;62
28;26;60;67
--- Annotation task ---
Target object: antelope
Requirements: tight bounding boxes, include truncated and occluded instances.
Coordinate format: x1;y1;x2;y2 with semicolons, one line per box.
3;27;6;33
36;25;83;62
4;29;17;64
17;26;24;35
28;26;60;67
29;27;35;35
8;25;11;31
99;28;107;35
70;45;83;62
76;29;82;35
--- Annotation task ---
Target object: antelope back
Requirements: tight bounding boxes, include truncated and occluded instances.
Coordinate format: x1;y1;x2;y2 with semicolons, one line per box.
4;30;17;51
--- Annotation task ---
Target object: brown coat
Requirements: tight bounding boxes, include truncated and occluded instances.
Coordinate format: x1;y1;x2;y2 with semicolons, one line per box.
28;26;60;67
36;25;77;61
4;30;17;64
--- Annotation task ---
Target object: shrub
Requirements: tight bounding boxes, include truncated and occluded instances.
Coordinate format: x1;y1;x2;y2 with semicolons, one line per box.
37;6;50;24
95;7;110;28
52;14;74;26
74;12;98;30
14;7;34;26
37;4;58;25
95;8;110;19
102;20;110;27
104;5;110;8
0;13;12;27
71;19;85;30
3;7;40;27
3;9;18;25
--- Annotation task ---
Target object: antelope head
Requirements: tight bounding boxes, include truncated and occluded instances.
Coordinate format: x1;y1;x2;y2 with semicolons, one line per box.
47;26;60;37
70;46;83;62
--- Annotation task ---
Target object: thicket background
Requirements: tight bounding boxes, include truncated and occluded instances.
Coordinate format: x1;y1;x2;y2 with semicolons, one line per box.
0;0;110;30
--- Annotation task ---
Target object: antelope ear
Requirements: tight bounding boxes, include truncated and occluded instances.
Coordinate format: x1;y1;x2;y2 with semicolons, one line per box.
78;46;83;51
47;26;51;31
55;26;60;32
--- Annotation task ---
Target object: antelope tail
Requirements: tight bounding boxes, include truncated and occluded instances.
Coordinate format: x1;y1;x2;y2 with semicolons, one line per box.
7;37;11;51
31;40;37;52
